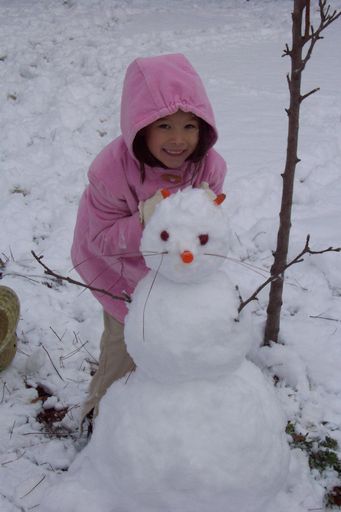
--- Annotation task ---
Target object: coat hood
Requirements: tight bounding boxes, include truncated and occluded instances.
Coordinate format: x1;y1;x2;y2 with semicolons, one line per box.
120;53;218;158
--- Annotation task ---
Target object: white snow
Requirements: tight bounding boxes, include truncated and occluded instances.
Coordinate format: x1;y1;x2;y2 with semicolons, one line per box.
0;1;341;511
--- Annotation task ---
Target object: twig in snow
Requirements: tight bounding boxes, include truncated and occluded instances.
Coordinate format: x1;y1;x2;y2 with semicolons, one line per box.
73;331;97;363
9;420;16;439
21;430;76;438
125;363;137;384
60;340;90;363
49;326;65;343
1;451;26;466
309;314;341;323
20;475;46;499
41;344;64;381
0;381;10;404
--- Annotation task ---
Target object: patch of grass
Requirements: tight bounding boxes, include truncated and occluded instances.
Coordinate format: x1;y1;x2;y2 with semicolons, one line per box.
286;422;341;508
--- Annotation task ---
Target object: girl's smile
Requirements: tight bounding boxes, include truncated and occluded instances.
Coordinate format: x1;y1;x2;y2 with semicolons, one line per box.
145;110;200;169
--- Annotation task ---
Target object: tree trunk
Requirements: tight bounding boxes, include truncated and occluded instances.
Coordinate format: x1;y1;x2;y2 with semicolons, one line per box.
263;0;341;345
263;0;307;345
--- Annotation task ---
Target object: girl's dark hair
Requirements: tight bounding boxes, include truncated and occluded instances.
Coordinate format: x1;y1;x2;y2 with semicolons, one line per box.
132;118;214;182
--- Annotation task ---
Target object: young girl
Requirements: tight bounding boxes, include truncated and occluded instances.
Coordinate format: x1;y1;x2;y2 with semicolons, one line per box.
71;53;227;427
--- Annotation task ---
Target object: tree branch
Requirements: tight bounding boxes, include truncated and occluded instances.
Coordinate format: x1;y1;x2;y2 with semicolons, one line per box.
31;250;131;303
300;86;320;102
282;44;292;57
239;236;340;313
304;0;311;41
304;0;341;42
295;1;341;72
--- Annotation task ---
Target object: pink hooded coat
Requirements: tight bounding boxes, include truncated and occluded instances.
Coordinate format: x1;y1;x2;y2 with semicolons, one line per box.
71;54;227;322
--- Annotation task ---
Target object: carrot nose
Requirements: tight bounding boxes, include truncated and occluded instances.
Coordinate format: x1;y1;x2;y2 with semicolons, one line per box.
181;250;194;264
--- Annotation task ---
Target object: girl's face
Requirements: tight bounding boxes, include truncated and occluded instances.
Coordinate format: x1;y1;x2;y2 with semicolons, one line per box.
145;110;200;169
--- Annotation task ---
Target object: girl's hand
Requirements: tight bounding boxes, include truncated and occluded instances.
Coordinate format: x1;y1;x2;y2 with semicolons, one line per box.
138;189;169;225
200;182;226;205
199;181;216;200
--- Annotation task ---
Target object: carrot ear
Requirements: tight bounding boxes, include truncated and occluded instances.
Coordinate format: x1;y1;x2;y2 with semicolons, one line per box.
214;193;226;206
161;189;171;199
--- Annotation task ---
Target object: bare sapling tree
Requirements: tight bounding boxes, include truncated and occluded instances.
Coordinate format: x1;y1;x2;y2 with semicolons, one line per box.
263;0;341;345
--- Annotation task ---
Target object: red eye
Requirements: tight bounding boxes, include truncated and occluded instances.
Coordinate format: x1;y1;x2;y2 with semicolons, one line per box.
198;234;209;246
160;230;169;241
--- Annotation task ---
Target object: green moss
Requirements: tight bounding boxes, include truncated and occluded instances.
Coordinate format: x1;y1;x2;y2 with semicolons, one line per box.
321;437;339;451
309;448;341;473
286;422;341;508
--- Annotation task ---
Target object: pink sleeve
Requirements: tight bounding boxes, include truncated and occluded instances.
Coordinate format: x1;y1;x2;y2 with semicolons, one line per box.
86;178;143;257
207;150;227;195
194;149;227;195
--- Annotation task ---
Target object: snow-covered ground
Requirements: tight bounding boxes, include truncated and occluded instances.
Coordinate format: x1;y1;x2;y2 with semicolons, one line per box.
0;1;340;510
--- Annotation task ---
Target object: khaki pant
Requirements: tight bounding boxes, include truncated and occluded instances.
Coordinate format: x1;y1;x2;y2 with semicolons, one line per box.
81;311;135;423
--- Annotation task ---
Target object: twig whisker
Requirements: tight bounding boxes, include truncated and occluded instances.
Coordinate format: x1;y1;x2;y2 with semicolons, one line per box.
203;253;269;278
69;250;166;273
142;254;165;342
